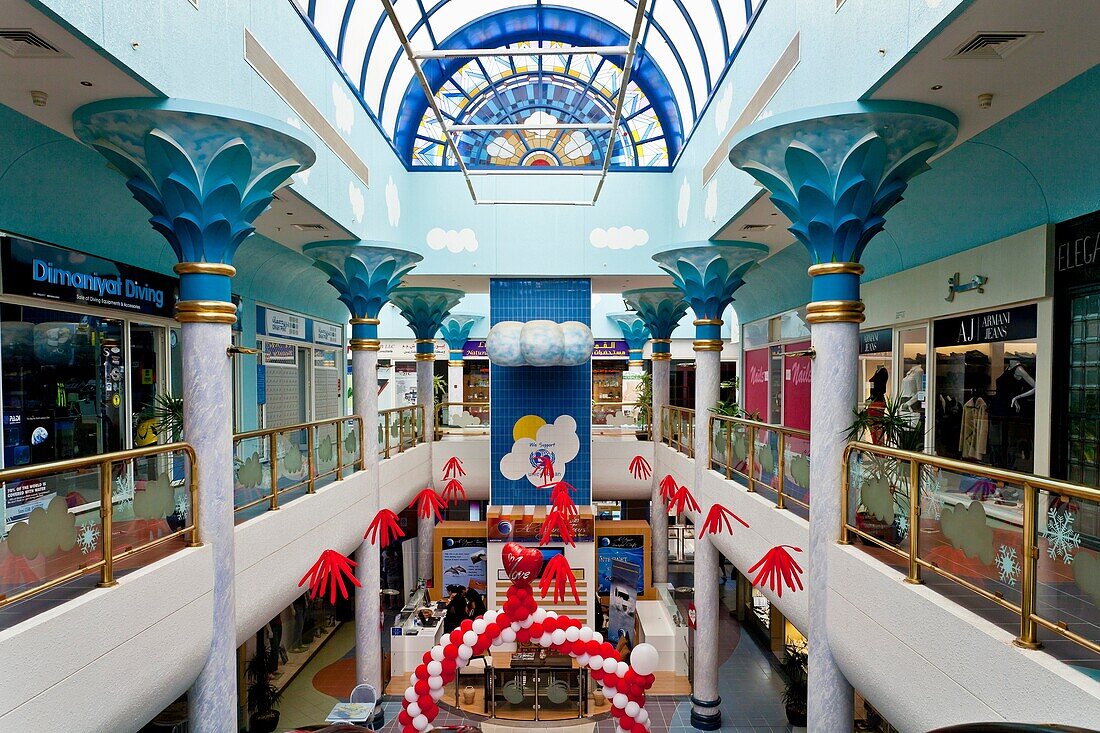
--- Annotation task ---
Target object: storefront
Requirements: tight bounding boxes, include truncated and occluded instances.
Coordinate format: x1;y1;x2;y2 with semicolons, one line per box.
255;305;345;428
460;340;489;421
741;308;812;429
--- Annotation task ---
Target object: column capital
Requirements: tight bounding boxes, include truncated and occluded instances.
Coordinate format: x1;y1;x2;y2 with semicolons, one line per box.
439;313;484;358
607;312;650;365
729;101;958;316
390;288;465;350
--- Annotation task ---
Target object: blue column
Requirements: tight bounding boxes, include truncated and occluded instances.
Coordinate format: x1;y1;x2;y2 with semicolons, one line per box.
607;313;651;368
439;313;485;419
622;288;689;586
652;243;767;732
74;98;315;733
304;241;422;693
729;101;958;733
389;288;465;586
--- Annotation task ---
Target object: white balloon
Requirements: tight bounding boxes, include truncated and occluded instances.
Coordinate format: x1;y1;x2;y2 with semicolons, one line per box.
551;629;567;646
427;661;442;677
576;653;590;667
472;618;487;635
603;686;617;698
538;632;553;647
430;646;445;661
428;676;444;690
532;609;547;623
408;703;422;717
630;643;660;676
458;644;473;660
613;693;628;709
578;627;594;642
545;610;558;619
520;617;534;628
483;610;499;624
592;632;603;644
413;714;429;730
636;708;650;725
430;687;445;701
463;630;478;647
616;661;629;677
501;627;517;643
565;627;580;642
625;701;640;718
602;657;618;674
404;688;419;703
589;655;604;670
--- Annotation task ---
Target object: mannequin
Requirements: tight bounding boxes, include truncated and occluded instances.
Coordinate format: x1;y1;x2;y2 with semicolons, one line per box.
1007;361;1036;411
900;364;924;411
868;365;888;402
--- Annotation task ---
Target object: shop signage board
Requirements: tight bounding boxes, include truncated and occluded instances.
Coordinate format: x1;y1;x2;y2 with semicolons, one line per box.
933;304;1038;347
265;307;305;340
1;236;177;319
379;340;449;360
486;513;595;543
1054;209;1100;289
264;341;296;364
313;321;343;347
592;340;629;358
859;328;893;355
463;340;487;358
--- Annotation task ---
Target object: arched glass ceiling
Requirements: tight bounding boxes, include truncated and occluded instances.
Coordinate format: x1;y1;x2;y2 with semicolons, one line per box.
292;1;764;169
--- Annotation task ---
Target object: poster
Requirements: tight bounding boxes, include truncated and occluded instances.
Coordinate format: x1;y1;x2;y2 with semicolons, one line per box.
607;558;640;645
744;347;770;420
597;535;645;595
5;478;54;527
394;364;418;407
783;340;812;431
440;537;488;592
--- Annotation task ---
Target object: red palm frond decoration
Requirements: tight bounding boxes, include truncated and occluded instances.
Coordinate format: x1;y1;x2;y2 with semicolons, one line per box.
441;478;466;503
298;549;361;604
748;545;804;597
551;484;578;519
700;503;750;536
659;474;678;504
539;553;580;604
365;508;405;547
410;488;446;521
629;455;652;480
443;456;465;479
671;484;700;514
549;481;576;504
540;509;575;546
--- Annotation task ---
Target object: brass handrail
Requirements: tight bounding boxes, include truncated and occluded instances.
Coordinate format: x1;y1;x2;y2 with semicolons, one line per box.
435;402;490;439
232;415;365;514
660;405;695;457
842;440;1100;655
0;442;199;609
593;401;651;439
708;413;811;511
379;405;426;458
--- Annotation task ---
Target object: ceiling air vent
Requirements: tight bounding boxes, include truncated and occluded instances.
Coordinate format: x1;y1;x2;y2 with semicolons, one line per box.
0;29;70;59
292;223;326;232
949;31;1040;60
741;224;773;232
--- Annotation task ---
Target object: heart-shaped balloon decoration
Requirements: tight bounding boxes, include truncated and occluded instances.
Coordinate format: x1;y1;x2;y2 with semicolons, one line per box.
502;542;543;585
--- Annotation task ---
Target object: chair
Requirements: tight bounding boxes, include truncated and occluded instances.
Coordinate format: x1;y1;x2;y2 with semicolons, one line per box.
324;684;377;727
349;684;378;706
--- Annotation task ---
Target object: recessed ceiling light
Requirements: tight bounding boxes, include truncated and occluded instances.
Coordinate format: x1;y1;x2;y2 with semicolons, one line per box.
80;80;93;87
770;212;777;216
931;84;943;91
286;211;294;215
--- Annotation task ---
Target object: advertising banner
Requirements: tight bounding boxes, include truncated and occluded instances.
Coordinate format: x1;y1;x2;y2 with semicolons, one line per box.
743;347;770;419
783;340;812;431
933;304;1038;347
597;535;645;595
592;340;629;358
440;537;488;592
5;478;54;527
487;513;594;543
607;558;641;645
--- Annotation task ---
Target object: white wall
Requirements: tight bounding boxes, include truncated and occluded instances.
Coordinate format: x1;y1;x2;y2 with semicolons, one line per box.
432;437;490;500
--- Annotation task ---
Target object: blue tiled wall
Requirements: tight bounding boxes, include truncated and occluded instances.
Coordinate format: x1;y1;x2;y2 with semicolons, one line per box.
490;278;591;505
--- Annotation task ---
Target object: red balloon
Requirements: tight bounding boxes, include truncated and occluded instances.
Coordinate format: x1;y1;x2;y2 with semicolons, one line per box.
444;644;459;659
636;693;646;707
585;640;600;655
402;726;416;733
398;711;412;726
414;664;428;680
422;702;438;720
460;619;474;632
441;659;457;675
643;673;656;688
485;623;500;639
414;680;429;696
450;629;465;645
528;623;543;638
633;723;647;733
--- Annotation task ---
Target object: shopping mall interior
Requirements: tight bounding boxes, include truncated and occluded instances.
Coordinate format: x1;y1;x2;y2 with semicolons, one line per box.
0;0;1098;731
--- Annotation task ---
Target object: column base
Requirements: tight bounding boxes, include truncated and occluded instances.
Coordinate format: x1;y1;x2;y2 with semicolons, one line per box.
690;697;722;731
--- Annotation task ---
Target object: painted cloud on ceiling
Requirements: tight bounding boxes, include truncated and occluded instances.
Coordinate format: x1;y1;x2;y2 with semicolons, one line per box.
349;181;365;223
705;180;719;222
590;226;649;250
332;81;355;135
677;177;690;227
286;117;311;185
385;176;401;227
715;85;734;132
427;227;478;253
500;414;580;487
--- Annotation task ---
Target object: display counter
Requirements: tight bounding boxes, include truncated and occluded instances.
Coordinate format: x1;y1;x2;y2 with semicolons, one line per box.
390;590;447;676
636;584;689;676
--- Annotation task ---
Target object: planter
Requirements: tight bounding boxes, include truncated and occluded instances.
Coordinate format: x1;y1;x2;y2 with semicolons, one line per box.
249;710;280;733
785;702;807;728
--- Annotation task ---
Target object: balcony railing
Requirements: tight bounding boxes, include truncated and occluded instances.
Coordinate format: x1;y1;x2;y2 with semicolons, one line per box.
435;402;489;439
379;405;426;458
232;416;364;519
660;405;696;457
843;441;1100;659
0;443;199;612
709;414;811;516
593;401;650;438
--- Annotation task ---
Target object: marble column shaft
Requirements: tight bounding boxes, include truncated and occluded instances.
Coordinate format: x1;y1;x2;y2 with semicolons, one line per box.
448;362;464;421
353;349;382;690
651;358;671;584
808;320;856;732
185;322;237;732
416;359;435;585
691;348;721;730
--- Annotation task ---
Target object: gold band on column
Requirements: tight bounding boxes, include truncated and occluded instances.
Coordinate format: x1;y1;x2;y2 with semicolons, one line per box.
806;262;864;278
805;300;866;324
175;300;238;324
448;360;464;367
173;262;237;277
415;339;436;362
693;339;724;352
350;338;381;351
629;360;645;368
650;352;672;361
693;318;723;326
350;317;381;326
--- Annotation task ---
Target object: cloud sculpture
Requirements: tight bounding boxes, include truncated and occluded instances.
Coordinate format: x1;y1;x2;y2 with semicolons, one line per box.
940;500;995;565
427;227;478;253
486;320;592;367
677;177;690;227
590;226;649;250
385;176;400;227
705;179;719;221
332;81;355;134
349;181;365;223
500;415;580;486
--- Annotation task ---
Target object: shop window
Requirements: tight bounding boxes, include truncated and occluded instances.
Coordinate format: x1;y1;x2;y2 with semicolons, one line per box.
859;328;893;407
1068;292;1100;486
897;326;928;447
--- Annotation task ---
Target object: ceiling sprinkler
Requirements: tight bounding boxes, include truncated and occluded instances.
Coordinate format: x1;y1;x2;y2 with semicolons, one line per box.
30;90;47;107
977;93;993;110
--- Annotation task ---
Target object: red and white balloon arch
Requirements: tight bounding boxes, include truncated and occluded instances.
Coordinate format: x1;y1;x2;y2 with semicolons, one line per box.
397;542;659;733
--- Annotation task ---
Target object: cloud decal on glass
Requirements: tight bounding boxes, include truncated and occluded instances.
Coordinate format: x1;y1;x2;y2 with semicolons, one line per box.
677;177;690;227
349;181;365;223
385;176;401;227
500;415;580;487
332;81;355;135
590;226;649;250
427;227;478;253
487;136;517;158
563;131;593;160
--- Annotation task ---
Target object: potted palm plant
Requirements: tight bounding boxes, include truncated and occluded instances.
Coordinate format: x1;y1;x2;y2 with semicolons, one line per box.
780;643;808;728
246;650;282;733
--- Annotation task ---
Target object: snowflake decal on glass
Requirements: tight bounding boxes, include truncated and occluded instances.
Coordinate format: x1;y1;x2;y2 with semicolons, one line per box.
920;469;944;520
113;475;135;512
174;494;190;519
995;544;1020;586
77;524;100;555
1040;508;1081;564
894;513;909;539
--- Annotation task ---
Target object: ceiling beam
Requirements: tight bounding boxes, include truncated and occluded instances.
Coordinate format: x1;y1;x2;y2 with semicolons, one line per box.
447;122;613;132
415;45;630;59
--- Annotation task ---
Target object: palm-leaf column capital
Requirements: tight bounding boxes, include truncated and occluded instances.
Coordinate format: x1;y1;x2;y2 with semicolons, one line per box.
608;313;651;367
304;241;423;351
390;288;465;360
728;100;958;323
622;288;689;361
652;243;768;351
439;314;484;365
73;97;316;323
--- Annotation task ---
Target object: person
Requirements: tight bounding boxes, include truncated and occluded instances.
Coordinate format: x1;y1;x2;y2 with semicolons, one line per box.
442;588;467;634
465;587;487;618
